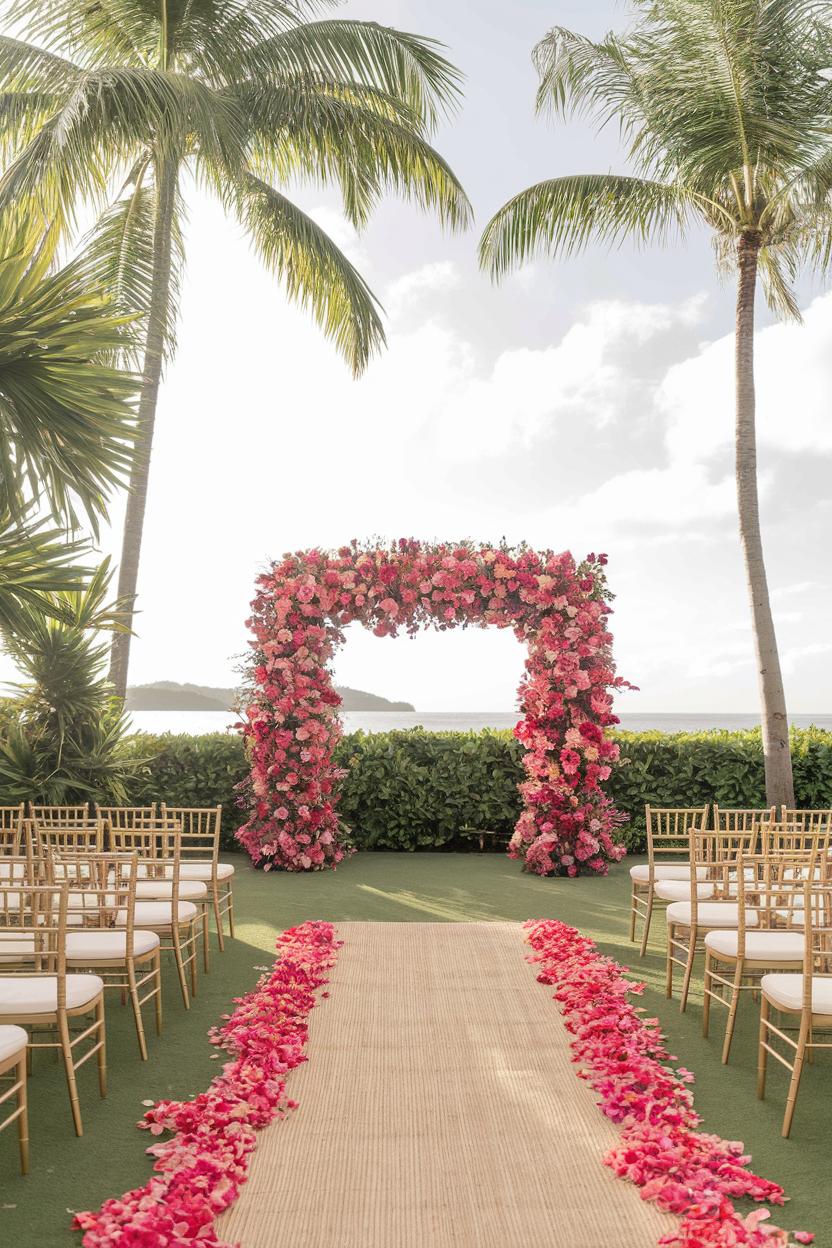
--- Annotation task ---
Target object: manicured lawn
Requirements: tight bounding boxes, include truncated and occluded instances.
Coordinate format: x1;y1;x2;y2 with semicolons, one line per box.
1;852;827;1245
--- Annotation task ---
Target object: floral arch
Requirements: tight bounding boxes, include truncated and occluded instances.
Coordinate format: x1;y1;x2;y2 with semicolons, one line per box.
237;539;629;876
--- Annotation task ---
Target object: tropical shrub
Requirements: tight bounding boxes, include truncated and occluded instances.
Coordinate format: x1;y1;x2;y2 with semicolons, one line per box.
0;565;142;803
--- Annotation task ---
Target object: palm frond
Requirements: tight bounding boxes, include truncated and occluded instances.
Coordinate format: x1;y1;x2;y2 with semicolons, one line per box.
0;502;91;638
0;220;139;530
480;173;688;279
250;20;464;129
237;81;471;230
230;173;386;375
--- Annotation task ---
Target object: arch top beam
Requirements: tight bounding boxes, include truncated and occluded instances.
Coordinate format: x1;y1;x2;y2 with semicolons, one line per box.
238;538;629;875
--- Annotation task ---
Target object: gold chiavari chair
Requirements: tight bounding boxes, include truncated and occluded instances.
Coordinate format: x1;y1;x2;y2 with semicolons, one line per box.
703;851;816;1063
0;1025;28;1173
665;825;759;1011
712;806;776;832
49;851;162;1061
161;805;233;957
0;883;106;1136
630;805;709;956
107;823;199;1008
34;821;105;857
28;804;90;826
0;805;25;854
758;880;832;1137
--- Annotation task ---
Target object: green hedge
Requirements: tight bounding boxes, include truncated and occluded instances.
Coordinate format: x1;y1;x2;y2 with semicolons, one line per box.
117;726;832;853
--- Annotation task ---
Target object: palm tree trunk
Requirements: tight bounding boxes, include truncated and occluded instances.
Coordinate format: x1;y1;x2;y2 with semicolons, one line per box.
735;230;794;808
108;155;177;699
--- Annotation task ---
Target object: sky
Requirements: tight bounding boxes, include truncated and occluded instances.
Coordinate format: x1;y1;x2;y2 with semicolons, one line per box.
8;0;832;714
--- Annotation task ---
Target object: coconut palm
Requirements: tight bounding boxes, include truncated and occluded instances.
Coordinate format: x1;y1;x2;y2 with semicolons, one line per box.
0;1;471;697
479;0;832;806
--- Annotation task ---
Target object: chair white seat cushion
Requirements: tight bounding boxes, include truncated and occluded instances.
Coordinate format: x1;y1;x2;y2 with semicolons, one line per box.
0;936;36;963
0;1025;27;1063
666;902;759;929
761;973;832;1017
630;864;707;883
654;880;715;902
180;861;235;882
135;879;207;901
0;974;104;1014
118;901;197;928
705;930;804;962
66;930;160;961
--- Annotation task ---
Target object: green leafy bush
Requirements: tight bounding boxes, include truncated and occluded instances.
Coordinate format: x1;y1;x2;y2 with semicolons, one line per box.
49;725;832;854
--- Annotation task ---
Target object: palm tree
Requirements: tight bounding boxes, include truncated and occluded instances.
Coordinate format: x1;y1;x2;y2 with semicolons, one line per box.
480;0;832;807
0;1;471;697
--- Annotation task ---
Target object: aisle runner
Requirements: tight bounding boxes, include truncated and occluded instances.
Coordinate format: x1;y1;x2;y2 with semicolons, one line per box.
219;922;674;1247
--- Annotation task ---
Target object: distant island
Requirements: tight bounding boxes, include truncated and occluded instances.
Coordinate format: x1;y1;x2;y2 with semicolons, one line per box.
126;680;415;712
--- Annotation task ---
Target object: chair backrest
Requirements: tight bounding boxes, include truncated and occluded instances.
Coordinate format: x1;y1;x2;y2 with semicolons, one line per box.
107;818;180;860
48;850;138;942
160;805;221;866
685;826;759;923
34;821;105;856
712;805;775;832
645;805;709;869
762;821;831;858
800;881;832;1011
0;882;69;998
95;805;157;829
780;808;832;830
735;852;817;955
0;805;25;852
29;804;90;826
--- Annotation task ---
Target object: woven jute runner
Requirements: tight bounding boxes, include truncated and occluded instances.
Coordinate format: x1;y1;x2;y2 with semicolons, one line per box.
219;922;675;1247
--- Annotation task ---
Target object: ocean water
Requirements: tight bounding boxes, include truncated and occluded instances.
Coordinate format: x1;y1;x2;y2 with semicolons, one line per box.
126;709;832;737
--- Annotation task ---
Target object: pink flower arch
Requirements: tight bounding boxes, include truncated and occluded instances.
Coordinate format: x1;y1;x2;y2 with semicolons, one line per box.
237;539;631;875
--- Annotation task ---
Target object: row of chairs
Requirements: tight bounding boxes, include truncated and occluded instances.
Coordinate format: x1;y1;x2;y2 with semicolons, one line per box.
629;805;832;954
631;805;832;1136
0;804;237;1173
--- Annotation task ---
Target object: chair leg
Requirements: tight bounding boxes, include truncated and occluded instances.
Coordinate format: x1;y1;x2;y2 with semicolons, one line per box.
212;882;225;953
722;961;744;1064
639;892;654;958
57;1012;83;1136
127;959;148;1061
202;905;210;973
189;922;198;998
666;923;675;998
757;995;770;1100
702;951;713;1037
225;883;235;939
153;949;163;1035
171;930;190;1009
629;887;638;942
782;1017;810;1138
16;1054;28;1175
680;928;697;1013
96;998;107;1098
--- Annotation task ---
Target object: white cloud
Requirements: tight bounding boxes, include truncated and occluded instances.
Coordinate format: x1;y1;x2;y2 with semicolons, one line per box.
385;261;461;319
661;292;832;464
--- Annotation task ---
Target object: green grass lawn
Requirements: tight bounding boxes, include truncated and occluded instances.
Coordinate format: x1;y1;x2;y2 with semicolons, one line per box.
1;851;828;1245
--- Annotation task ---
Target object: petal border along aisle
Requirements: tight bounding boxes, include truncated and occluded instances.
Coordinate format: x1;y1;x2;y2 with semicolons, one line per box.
524;920;814;1248
73;922;342;1248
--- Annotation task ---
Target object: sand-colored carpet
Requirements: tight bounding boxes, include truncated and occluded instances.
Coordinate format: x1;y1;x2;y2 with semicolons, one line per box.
219;921;674;1246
